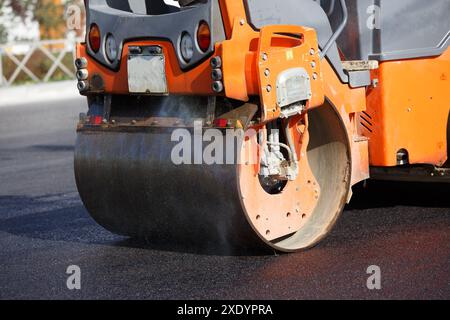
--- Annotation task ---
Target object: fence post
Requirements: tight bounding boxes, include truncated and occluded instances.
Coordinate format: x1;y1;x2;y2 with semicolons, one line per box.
0;48;3;87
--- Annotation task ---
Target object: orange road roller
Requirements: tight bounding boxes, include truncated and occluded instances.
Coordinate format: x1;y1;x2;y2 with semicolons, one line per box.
74;0;450;252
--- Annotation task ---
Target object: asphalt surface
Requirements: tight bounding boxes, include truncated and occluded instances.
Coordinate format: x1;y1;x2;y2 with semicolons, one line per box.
0;97;449;300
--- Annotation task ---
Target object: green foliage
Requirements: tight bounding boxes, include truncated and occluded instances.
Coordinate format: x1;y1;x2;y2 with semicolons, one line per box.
0;24;7;43
35;0;66;39
8;0;35;18
1;0;81;40
0;0;36;42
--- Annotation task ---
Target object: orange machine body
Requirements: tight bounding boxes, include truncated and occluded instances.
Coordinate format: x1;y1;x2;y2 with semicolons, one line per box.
365;49;450;167
77;0;449;183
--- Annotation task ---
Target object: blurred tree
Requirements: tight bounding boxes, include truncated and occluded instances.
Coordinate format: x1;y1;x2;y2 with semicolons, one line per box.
8;0;35;18
0;24;7;43
2;0;80;40
35;0;66;39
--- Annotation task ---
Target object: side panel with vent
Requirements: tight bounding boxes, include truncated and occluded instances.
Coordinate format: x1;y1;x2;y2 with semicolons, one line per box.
364;48;450;167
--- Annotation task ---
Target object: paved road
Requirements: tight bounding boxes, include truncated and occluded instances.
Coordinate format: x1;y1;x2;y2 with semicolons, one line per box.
0;97;449;300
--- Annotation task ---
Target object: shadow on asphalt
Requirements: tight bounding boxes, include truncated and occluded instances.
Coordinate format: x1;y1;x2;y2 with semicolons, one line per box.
30;144;75;152
348;180;450;209
0;196;107;243
113;237;273;257
0;180;449;256
0;194;271;256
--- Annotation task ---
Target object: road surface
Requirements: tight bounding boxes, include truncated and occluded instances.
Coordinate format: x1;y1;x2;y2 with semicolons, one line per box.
0;96;449;299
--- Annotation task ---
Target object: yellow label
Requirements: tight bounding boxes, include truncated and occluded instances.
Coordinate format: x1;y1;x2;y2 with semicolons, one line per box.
286;50;294;61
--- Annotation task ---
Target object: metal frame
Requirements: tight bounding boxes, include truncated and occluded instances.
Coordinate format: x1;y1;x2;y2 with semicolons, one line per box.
244;0;349;83
319;0;347;59
85;0;224;71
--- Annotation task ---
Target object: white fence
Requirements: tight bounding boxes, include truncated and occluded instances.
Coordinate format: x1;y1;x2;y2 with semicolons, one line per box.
0;38;82;87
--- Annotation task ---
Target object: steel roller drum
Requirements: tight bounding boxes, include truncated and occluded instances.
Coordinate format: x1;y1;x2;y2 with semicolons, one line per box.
75;128;269;251
74;105;351;252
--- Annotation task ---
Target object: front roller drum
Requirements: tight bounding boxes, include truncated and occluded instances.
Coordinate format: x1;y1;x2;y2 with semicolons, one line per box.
74;106;350;252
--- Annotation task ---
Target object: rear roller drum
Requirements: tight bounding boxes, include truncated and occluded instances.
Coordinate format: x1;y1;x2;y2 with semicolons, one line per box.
74;103;350;252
